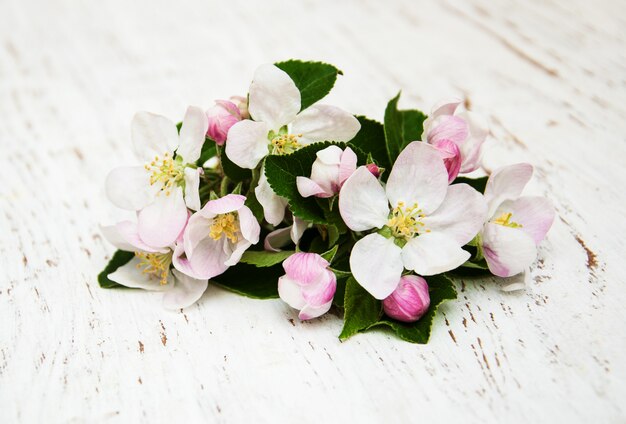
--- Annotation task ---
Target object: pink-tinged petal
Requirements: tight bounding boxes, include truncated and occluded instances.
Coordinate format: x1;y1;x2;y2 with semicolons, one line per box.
138;187;188;248
291;105;361;145
401;232;470;276
315;145;343;165
101;221;166;253
225;120;270;169
237;204;261;244
248;64;300;131
162;269;208;309
296;176;331;198
183;212;211;257
339;167;389;232
283;252;329;285
177;106;208;163
386;142;448;214
383;275;430;323
278;276;307;310
225;239;252;266
131;111;179;162
482;223;537;277
428;115;469;145
504;196;555;244
338;147;358;185
202;194;246;216
299;300;333;320
420;100;461;141
107;259;170;291
264;227;292;252
350;233;404;300
301;269;337;306
206;100;241;144
172;242;197;277
291;217;309;246
105;166;157;211
431;139;462;183
255;168;287;226
186;236;230;279
183;167;201;211
422;184;487;245
484;163;533;216
457;111;489;174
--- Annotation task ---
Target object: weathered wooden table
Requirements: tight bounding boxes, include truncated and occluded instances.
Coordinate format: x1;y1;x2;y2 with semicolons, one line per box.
1;0;624;422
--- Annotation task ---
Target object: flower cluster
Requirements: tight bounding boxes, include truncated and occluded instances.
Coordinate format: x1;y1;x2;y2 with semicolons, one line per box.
99;60;555;344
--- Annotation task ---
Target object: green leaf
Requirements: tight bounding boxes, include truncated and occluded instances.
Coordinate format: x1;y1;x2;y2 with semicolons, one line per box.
274;60;342;111
217;145;251;182
454;176;488;193
349;116;391;173
339;277;382;340
240;250;294;267
211;262;282;299
368;274;457;344
98;250;134;288
384;92;427;165
320;245;338;263
197;140;217;167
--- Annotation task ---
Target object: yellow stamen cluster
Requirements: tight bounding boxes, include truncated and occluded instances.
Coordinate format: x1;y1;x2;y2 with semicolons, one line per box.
493;212;523;228
135;252;172;285
387;201;428;240
144;152;184;196
209;212;240;243
271;133;302;155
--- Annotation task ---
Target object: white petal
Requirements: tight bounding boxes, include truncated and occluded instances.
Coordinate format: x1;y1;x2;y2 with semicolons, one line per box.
350;233;404;300
264;227;292;252
183;212;211;258
422;184;487;245
225;120;269;169
248;64;300;131
105;166;157;211
162;269;208;309
291;104;361;145
255;166;287;226
184;167;201;211
299;300;333;320
131;112;179;162
482;223;537;277
278;276;307;310
386;142;448;214
177;106;208;163
401;232;470;276
237;204;260;244
291;217;309;246
101;221;166;253
484;163;533;216
107;259;169;291
506;196;555;244
138;187;188;248
338;167;389;231
187;236;230;279
457;110;489;174
296;176;330;198
315;145;343;165
225;240;252;266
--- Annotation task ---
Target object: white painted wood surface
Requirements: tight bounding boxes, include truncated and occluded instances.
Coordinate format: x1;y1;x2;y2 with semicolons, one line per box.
1;0;625;422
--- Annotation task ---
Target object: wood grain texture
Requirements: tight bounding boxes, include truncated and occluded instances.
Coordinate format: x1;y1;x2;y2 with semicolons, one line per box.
1;0;625;422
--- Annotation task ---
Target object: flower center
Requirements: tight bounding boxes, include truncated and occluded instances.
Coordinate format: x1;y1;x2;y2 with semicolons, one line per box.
387;201;429;240
209;212;240;243
144;152;185;196
135;251;172;285
492;212;522;228
270;133;302;155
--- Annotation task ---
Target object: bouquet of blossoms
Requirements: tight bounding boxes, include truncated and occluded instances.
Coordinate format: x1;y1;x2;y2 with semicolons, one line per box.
99;60;555;343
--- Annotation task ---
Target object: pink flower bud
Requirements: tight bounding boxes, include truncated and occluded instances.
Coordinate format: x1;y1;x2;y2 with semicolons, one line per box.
383;275;430;323
366;163;381;178
431;138;462;183
296;146;357;198
206;100;242;145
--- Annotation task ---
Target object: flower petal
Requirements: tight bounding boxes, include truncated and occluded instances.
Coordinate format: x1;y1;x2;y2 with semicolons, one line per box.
183;212;211;257
105;166;157;211
338;167;389;232
299;300;333;321
101;221;166;253
422;183;487;245
264;227;292;252
131;112;179;162
502;196;555;244
177;106;208;163
291;105;361;145
484;163;533;216
482;223;537;277
201;194;246;216
162;269;208;309
183;167;201;211
255;167;287;226
278;276;307;310
225;240;252;266
428;115;469;145
338;147;358;185
315;145;343;165
457;110;489;173
107;259;169;291
296;176;331;198
283;252;328;285
291;217;309;246
138;187;188;248
301;269;337;307
401;232;470;276
248;64;300;131
386;142;448;214
237;204;261;244
186;236;230;279
225;120;270;169
350;233;404;299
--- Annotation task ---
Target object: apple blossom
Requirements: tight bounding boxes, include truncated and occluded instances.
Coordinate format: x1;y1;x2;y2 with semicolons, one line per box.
264;216;309;252
383;275;430;323
278;252;337;320
479;163;555;277
339;142;487;299
101;220;208;309
296;145;357;198
105;106;208;248
180;194;260;279
206;99;243;145
422;101;489;179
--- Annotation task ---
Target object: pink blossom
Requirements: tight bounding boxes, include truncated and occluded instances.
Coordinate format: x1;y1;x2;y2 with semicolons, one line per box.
365;163;381;178
278;253;337;320
383;275;430;322
296;145;357;198
206;100;243;145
